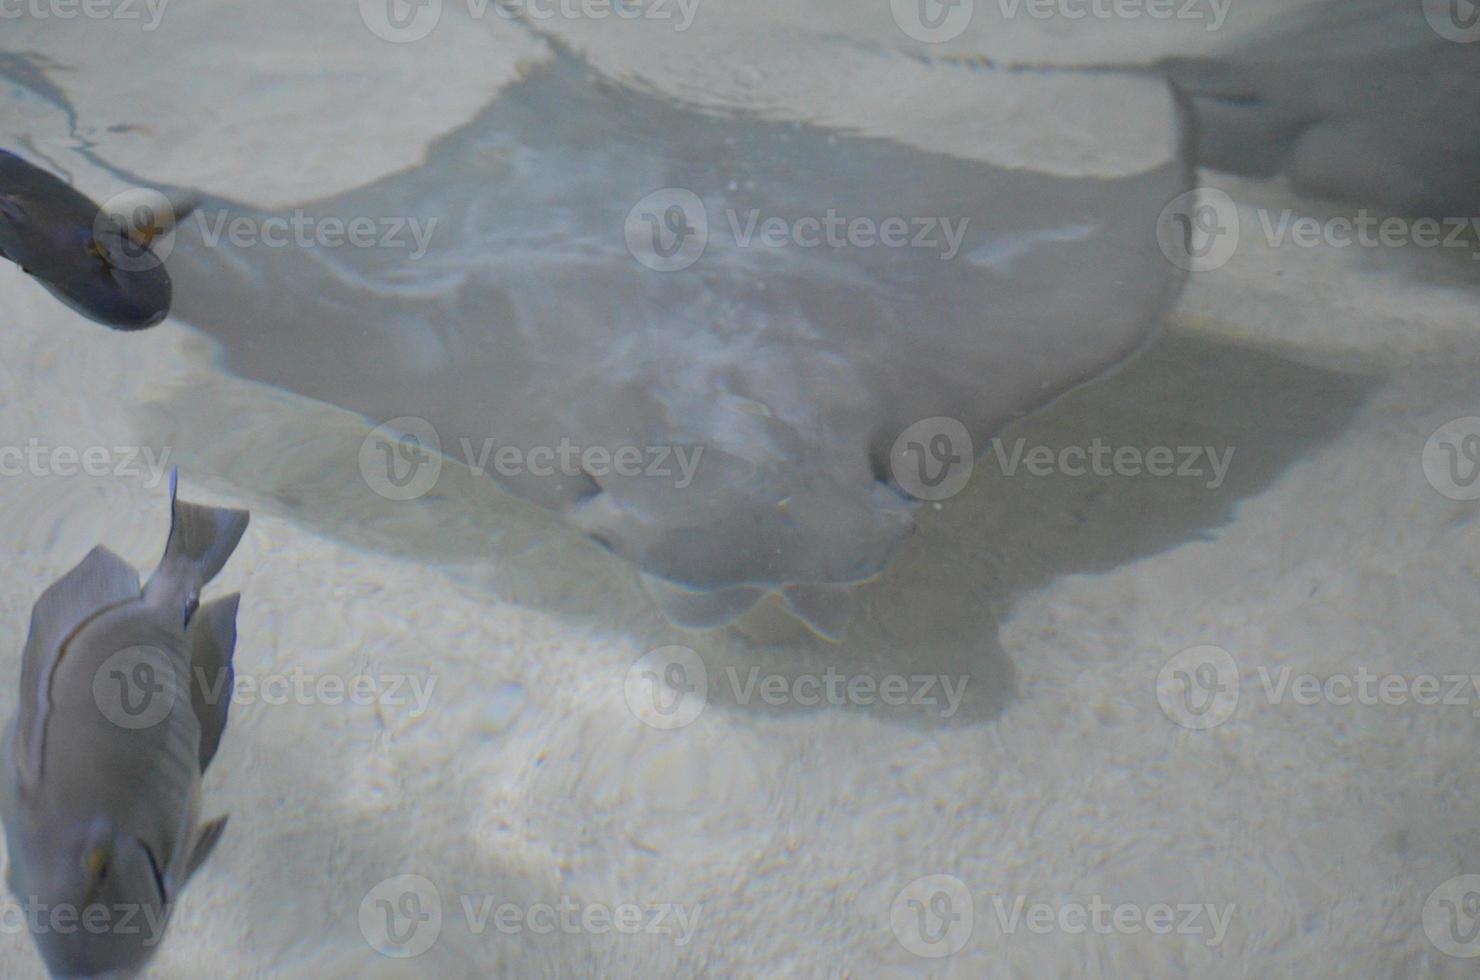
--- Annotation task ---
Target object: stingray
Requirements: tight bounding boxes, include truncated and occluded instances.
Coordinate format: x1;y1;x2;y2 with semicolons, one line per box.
142;45;1192;638
1162;0;1480;217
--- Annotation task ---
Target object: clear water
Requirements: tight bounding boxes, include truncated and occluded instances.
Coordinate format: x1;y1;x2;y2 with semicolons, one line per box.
0;2;1478;978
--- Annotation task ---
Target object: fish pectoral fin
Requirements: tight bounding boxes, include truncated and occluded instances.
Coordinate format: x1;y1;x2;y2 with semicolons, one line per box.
186;593;240;773
185;815;228;883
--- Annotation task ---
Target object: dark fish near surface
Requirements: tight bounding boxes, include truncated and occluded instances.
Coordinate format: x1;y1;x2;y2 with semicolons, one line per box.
0;472;248;978
0;150;190;330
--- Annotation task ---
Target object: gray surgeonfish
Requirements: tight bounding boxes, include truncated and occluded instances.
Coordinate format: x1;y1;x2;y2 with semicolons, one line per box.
0;150;192;330
0;472;248;978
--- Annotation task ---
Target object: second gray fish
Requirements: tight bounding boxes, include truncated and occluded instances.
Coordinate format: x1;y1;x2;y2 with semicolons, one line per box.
0;472;248;979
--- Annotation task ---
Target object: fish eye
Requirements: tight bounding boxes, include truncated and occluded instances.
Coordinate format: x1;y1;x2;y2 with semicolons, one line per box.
83;845;110;883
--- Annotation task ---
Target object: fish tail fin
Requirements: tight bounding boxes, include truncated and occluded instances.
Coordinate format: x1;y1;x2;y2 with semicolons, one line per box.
187;593;239;772
144;470;249;613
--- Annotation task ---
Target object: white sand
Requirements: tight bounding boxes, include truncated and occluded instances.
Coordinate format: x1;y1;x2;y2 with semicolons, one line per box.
2;5;1480;978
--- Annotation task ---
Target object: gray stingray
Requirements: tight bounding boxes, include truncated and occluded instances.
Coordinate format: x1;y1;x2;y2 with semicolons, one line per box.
154;46;1190;638
1162;0;1480;217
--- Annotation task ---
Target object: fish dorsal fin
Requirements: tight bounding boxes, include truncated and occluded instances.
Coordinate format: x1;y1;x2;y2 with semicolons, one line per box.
15;546;139;787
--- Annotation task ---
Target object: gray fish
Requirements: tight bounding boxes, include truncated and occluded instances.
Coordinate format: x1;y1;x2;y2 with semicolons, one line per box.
0;472;248;978
0;149;192;330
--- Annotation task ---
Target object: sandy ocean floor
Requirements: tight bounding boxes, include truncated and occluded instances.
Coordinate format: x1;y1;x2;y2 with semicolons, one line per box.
2;3;1480;978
